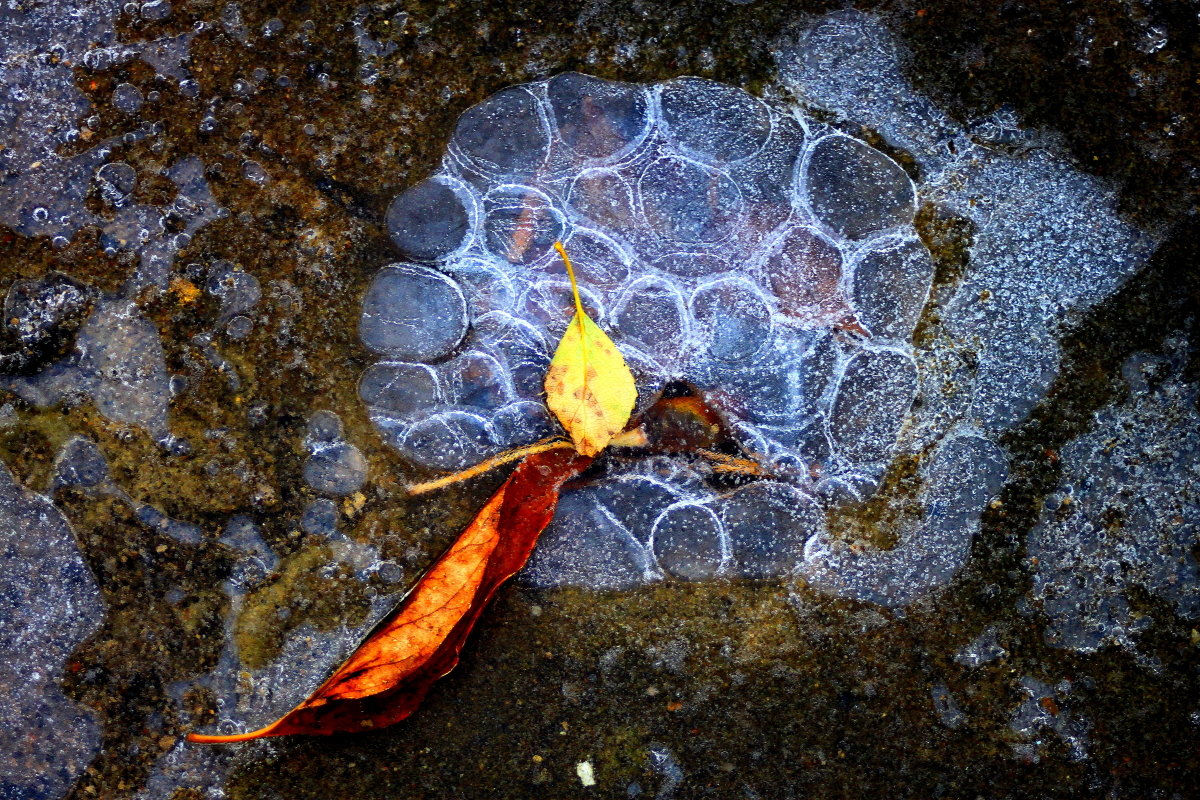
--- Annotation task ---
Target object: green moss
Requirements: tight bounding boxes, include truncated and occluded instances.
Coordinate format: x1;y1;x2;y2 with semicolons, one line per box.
234;542;374;670
912;201;975;349
824;452;926;551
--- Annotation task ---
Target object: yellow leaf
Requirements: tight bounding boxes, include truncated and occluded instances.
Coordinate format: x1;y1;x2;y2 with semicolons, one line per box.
544;241;637;457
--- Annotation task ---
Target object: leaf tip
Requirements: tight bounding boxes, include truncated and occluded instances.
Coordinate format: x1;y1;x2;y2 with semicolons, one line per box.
186;730;258;744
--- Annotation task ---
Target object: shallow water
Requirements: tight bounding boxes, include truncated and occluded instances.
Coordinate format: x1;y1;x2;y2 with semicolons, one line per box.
0;1;1197;798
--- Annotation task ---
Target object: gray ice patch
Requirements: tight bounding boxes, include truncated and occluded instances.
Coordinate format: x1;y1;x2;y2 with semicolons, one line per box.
361;11;1159;603
0;460;105;800
302;411;368;497
1028;347;1200;653
799;430;1008;607
3;296;174;443
1;1;202;255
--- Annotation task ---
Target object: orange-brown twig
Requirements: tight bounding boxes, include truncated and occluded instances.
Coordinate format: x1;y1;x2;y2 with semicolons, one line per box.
406;438;576;495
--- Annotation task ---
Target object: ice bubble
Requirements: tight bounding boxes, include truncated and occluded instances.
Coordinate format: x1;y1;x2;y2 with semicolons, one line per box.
719;482;823;578
206;260;261;320
590;475;684;545
716;329;835;429
225;314;253;339
444;256;517;313
639;156;744;245
517;277;604;339
568;168;638;232
560;228;630;289
828;348;918;464
491;400;555;448
301;498;341;537
452;86;550;178
439;351;512;409
546;72;651;161
306;409;344;443
303;441;367;497
650;502;728;580
482;185;567;265
112;81;143;114
763;224;844;322
375;560;403;583
241;159;269;185
689;276;773;364
523;485;658;590
359;264;468;361
849;237;934;341
802;134;916;240
399;411;494;472
54;435;111;489
359;361;441;418
610;276;689;363
95;161;138;206
387;176;474;262
728;112;804;222
471;311;551;399
660;77;771;165
302;411;367;497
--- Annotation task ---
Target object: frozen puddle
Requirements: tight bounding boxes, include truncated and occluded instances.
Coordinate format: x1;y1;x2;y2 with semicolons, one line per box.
359;26;1153;604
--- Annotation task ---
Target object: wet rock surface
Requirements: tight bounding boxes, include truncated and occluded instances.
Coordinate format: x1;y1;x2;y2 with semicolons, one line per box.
0;1;1197;799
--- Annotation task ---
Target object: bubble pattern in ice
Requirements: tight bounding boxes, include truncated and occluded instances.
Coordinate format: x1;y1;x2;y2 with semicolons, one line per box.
363;75;927;477
355;73;1017;591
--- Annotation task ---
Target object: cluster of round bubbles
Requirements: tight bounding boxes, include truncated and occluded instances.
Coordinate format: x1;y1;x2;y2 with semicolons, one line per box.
359;73;972;589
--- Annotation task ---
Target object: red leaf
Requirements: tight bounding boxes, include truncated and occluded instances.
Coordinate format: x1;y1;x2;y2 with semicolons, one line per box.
187;449;591;742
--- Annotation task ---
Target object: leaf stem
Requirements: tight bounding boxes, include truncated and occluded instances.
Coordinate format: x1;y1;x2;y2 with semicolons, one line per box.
406;437;576;495
553;241;586;331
